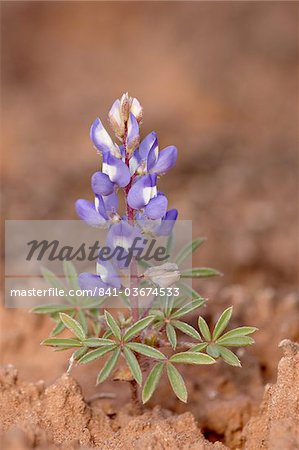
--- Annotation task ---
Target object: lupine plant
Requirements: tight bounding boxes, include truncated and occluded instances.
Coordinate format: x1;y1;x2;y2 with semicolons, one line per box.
32;94;257;407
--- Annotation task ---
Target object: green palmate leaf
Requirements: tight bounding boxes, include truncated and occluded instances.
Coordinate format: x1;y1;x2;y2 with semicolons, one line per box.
102;329;113;339
51;320;66;336
218;346;241;367
142;362;164;404
180;267;222;278
149;309;165;320
63;261;80;291
170;297;206;319
41;267;67;293
41;338;82;348
198;317;211;341
166;363;187;403
175;238;206;266
212;307;233;340
206;344;220;358
123;316;155;342
189;343;208;352
31;304;74;314
166;323;177;349
104;311;121;341
59;313;86;341
217;327;258;341
216;336;255;347
77;309;88;335
164;295;175;317
123;347;142;385
172;320;201;341
170;352;215;365
127;342;166;360
97;348;121;384
83;338;115;347
73;347;88;360
78;344;117;364
53;347;70;352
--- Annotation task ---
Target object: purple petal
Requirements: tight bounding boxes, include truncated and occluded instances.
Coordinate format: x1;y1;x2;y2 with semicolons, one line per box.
78;273;108;296
126;113;140;151
75;199;107;227
102;152;130;187
139;132;157;160
96;259;121;289
102;192;118;216
107;221;141;252
91;172;115;196
108;99;124;135
94;195;108;220
129;149;141;175
90;118;117;154
127;174;157;210
150;146;178;174
145;193;168;220
155;209;178;236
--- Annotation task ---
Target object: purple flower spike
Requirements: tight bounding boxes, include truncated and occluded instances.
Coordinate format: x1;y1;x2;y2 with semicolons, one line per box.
126;113;140;153
96;259;121;289
150;146;178;175
78;272;108;296
91;172;115;196
127;174;157;210
102;151;130;187
75;199;107;227
145;192;168;220
90;118;120;156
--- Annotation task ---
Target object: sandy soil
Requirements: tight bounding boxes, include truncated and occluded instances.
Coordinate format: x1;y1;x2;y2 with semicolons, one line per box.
1;336;298;449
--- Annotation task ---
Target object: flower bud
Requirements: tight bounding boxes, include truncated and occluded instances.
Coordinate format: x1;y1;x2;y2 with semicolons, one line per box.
143;263;180;288
120;92;131;121
108;99;125;139
130;98;143;123
126;112;140;155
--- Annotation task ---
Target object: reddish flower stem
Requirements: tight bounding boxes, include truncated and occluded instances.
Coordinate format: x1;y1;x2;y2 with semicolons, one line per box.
123;122;139;323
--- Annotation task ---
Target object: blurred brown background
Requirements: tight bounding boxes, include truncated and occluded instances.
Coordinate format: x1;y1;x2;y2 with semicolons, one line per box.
1;1;298;290
1;4;299;438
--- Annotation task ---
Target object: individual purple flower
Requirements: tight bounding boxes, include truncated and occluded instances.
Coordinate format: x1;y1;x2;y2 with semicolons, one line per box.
75;192;119;227
107;221;141;253
135;208;178;236
91;172;115;196
127;174;168;219
144;192;168;220
102;151;130;188
107;221;143;269
155;209;178;236
127;174;157;209
78;272;109;296
131;132;177;176
96;259;121;289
